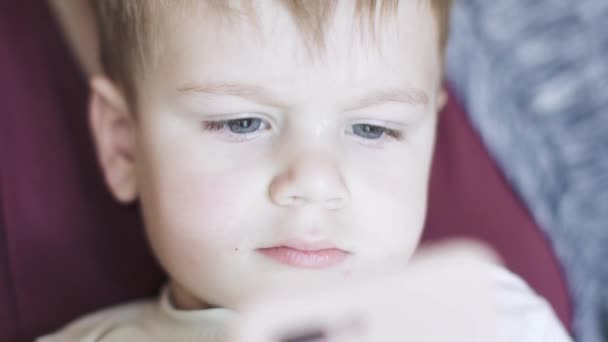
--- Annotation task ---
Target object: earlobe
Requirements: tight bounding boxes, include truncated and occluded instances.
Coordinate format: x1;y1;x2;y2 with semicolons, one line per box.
437;86;448;113
89;76;138;203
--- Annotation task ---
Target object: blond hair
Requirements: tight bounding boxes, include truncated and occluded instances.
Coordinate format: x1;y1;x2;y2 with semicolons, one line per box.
94;0;452;103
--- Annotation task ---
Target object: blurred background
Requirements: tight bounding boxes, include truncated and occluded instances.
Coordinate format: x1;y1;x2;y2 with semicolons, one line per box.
446;2;608;341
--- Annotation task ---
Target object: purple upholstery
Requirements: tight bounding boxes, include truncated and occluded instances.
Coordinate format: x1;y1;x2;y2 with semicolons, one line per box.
0;1;570;341
0;2;164;342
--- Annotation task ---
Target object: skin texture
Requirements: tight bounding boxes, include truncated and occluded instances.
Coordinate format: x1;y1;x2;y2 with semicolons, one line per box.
89;1;445;311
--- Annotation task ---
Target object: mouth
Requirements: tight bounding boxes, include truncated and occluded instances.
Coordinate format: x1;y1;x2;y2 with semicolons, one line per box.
257;241;350;269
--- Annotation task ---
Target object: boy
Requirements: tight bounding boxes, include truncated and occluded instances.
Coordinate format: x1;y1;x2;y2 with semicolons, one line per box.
40;1;570;341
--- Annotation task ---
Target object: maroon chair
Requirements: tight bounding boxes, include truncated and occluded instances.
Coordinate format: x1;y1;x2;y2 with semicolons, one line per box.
0;1;571;341
0;2;164;342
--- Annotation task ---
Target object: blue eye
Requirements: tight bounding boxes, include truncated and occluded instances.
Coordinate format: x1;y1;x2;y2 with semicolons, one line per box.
353;124;387;139
203;118;267;134
351;124;403;141
227;118;262;134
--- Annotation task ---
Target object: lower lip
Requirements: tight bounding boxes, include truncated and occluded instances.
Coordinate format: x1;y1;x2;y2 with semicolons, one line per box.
258;247;349;269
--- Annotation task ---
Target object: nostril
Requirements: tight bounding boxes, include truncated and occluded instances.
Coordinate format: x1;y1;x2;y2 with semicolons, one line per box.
289;196;304;206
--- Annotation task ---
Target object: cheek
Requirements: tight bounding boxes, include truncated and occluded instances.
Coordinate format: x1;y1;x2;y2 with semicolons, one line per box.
166;172;237;232
350;174;426;249
139;163;261;296
347;143;434;260
137;144;259;267
139;130;247;233
157;166;253;246
353;143;432;218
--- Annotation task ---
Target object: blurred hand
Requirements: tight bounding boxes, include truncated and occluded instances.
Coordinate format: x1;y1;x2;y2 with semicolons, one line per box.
229;240;499;342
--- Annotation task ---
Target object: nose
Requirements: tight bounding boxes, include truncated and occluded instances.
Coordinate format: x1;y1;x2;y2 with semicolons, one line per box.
269;152;349;210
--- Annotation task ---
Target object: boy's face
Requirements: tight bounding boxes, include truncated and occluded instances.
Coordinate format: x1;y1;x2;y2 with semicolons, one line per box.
93;1;444;309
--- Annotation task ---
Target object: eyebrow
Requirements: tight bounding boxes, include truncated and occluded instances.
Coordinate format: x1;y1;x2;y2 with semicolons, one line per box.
178;82;285;107
349;86;429;109
177;82;429;109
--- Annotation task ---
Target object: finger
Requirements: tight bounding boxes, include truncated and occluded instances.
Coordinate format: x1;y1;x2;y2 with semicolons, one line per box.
414;238;503;266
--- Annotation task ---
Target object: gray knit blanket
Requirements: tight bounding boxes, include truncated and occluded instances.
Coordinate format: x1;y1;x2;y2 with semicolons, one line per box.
445;1;608;341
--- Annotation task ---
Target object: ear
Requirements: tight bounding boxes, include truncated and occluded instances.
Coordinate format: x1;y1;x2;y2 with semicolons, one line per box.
89;76;138;203
436;86;448;113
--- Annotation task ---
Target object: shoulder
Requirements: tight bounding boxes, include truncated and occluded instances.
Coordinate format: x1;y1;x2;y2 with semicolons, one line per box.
37;299;157;342
490;266;573;342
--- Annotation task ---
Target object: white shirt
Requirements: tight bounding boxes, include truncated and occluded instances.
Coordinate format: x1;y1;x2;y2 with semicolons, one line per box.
38;288;234;342
38;267;572;342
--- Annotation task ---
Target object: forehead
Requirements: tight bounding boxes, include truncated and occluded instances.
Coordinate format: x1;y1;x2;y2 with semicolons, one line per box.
147;1;441;104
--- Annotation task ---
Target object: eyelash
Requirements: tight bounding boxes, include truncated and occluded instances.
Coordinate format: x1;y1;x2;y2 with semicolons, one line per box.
201;118;404;142
202;118;270;136
202;120;246;131
367;127;403;140
386;130;402;139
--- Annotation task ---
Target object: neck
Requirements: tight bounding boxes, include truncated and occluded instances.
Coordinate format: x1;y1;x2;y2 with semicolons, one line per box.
169;281;215;310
